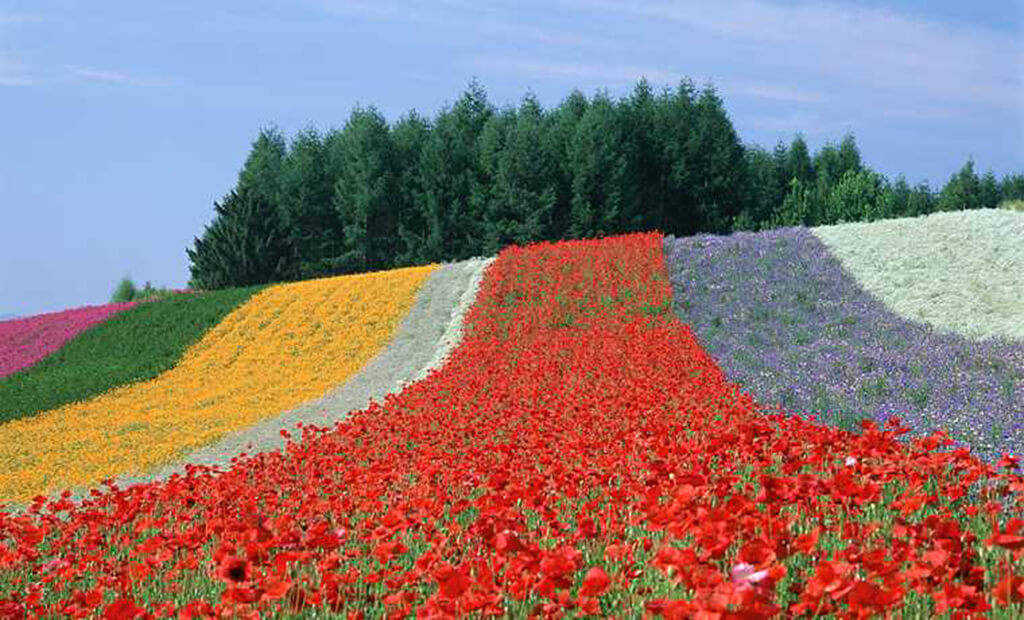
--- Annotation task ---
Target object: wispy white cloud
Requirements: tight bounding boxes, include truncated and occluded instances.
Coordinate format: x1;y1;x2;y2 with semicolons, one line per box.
568;0;1022;111
67;65;131;83
470;57;676;85
65;65;175;87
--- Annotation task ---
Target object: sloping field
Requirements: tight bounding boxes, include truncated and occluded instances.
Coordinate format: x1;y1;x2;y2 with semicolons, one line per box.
0;233;1020;618
92;258;493;496
0;301;137;379
664;220;1024;463
0;265;435;503
0;288;261;423
812;209;1024;342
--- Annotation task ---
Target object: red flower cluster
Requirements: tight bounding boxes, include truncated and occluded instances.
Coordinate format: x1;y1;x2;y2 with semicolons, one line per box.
0;233;1020;618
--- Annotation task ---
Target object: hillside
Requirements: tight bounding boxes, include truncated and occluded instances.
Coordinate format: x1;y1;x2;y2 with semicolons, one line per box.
0;225;1020;618
665;209;1024;463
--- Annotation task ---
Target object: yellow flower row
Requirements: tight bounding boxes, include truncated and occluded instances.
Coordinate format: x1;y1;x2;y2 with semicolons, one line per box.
0;264;437;503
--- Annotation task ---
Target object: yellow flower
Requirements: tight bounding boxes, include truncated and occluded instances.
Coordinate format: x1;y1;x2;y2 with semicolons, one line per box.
0;265;436;503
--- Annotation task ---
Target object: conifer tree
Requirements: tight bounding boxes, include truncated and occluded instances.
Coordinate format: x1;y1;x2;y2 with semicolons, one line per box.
539;89;589;240
417;80;493;260
481;94;557;254
937;159;981;211
333;106;399;273
278;128;345;278
390;111;430;266
567;92;624;238
187;188;288;289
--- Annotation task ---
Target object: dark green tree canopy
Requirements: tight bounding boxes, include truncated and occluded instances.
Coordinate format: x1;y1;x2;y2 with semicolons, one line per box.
187;187;288;289
186;78;1020;290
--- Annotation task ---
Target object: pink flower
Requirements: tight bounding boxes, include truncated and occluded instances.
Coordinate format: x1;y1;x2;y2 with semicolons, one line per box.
731;562;769;590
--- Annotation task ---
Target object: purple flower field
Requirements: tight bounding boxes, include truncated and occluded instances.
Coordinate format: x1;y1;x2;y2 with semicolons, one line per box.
664;228;1024;463
0;302;137;379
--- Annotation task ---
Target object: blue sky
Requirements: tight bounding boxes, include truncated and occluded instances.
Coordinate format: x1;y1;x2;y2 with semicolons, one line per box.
1;0;1022;318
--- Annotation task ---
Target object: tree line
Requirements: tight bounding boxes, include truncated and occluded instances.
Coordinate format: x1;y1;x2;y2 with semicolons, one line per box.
187;78;1024;289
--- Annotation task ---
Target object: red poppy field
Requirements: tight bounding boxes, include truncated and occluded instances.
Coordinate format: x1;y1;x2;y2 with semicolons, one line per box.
0;233;1022;618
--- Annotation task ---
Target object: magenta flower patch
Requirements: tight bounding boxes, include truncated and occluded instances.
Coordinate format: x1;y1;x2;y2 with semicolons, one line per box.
0;302;137;379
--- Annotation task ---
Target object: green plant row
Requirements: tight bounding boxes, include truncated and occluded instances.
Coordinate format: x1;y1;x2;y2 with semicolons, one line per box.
0;286;264;425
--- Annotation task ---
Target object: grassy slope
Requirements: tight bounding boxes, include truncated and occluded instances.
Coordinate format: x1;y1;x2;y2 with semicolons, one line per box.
0;286;263;424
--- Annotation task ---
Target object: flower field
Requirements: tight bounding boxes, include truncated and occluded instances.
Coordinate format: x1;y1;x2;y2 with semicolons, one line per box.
664;227;1024;464
0;302;137;379
0;265;435;504
0;233;1020;618
0;287;261;424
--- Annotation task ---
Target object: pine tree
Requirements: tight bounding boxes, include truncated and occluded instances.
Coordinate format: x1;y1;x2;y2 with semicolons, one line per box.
187;188;288;289
278;128;345;278
787;135;815;185
539;89;589;240
978;170;1000;209
417;80;493;261
688;85;747;233
937;159;981;211
481;94;557;254
658;79;700;235
333;106;399;273
390;111;430;265
567;92;624;238
238;127;287;205
617;78;663;232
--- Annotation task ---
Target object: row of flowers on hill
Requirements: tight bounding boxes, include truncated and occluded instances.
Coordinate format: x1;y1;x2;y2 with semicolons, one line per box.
0;233;1021;618
0;266;435;503
0;302;137;379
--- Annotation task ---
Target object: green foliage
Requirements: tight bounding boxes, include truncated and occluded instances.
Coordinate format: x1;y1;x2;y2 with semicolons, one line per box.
478;94;558;254
110;278;176;303
1001;173;1024;202
824;168;886;224
979;170;1000;209
333;105;402;273
769;178;814;228
0;286;262;424
110;277;138;303
568;92;624;239
187;78;1023;289
279;128;345;279
415;79;494;262
938;159;982;212
187;187;288;289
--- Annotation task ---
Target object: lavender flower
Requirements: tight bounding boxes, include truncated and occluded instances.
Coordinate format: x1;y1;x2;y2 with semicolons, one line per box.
664;228;1024;463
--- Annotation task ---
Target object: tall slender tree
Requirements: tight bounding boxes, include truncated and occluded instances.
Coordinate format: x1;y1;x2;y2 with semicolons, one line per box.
938;159;981;211
481;94;558;254
417;80;493;260
658;79;700;235
567;92;625;238
539;89;589;240
333;106;400;273
278;128;345;278
390;111;430;266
